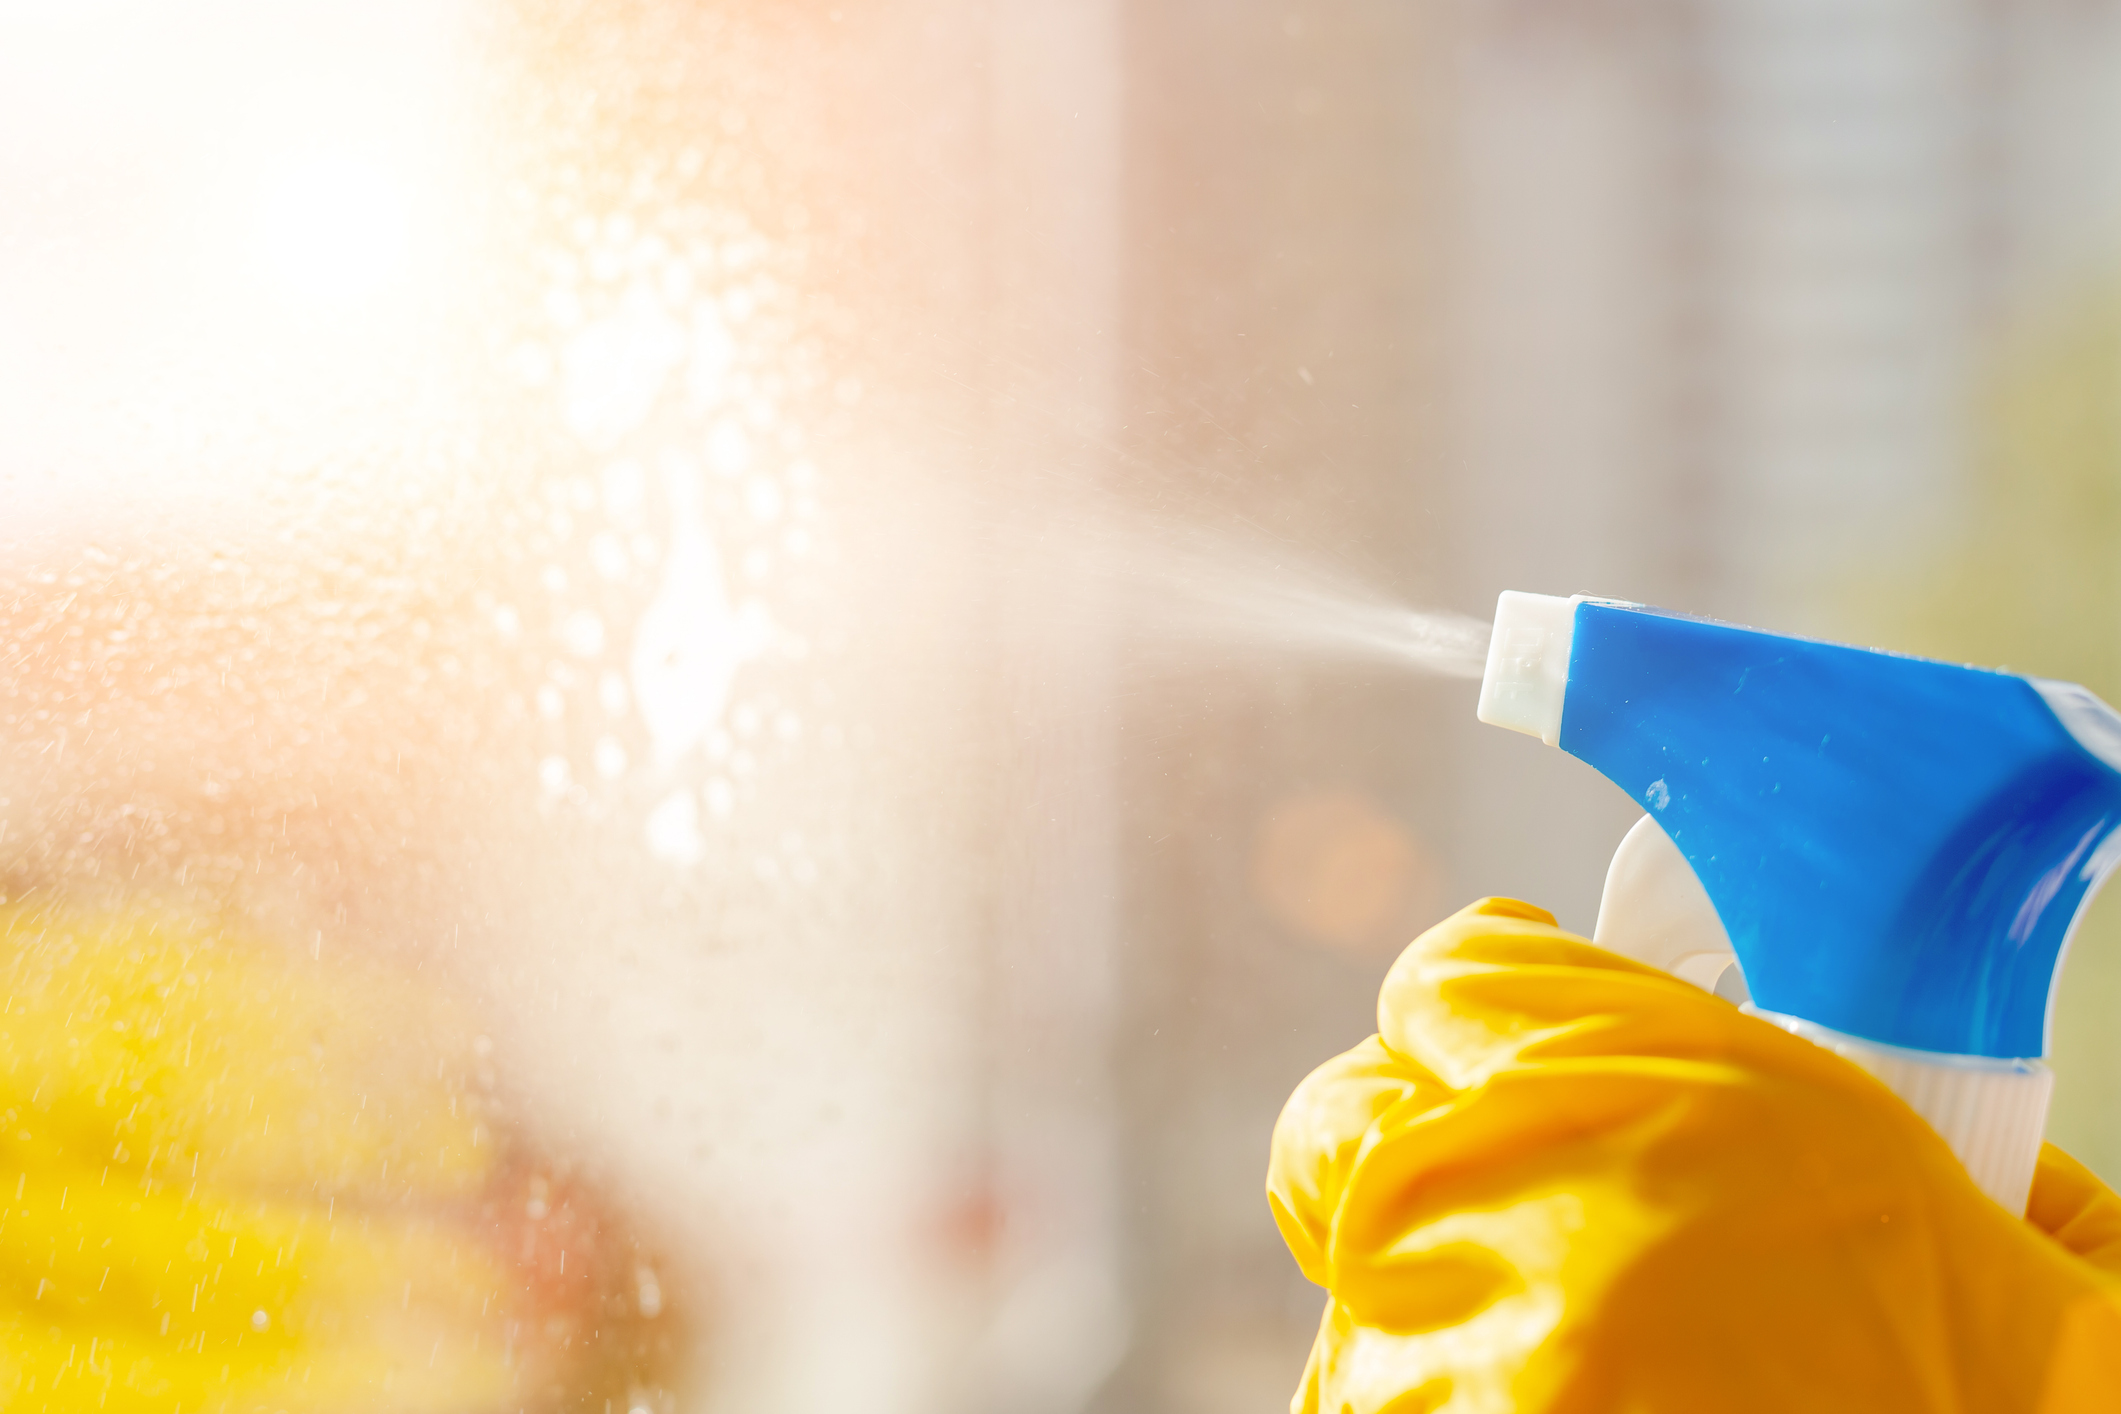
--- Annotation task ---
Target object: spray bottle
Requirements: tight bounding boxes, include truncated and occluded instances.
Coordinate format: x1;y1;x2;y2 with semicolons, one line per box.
1476;591;2121;1214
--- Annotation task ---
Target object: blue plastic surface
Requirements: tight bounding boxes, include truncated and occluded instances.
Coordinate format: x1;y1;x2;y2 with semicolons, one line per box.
1559;600;2121;1059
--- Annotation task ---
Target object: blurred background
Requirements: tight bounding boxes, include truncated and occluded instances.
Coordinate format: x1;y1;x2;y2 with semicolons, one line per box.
6;1;2121;1412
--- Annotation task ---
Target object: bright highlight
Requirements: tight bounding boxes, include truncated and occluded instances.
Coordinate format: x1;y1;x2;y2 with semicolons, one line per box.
256;152;415;307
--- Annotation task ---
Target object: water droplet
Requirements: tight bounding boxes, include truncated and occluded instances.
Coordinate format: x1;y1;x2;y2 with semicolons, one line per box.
708;420;752;477
590;532;630;581
645;790;705;866
601;460;647;516
635;1264;663;1319
560;610;605;659
746;477;785;524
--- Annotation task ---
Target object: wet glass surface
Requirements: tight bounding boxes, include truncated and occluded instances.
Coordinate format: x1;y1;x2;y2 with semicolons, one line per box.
9;4;2121;1412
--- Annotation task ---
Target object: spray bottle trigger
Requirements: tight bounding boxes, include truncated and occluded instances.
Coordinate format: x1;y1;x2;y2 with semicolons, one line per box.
1596;812;2049;1212
1594;814;1744;998
1670;951;1750;1003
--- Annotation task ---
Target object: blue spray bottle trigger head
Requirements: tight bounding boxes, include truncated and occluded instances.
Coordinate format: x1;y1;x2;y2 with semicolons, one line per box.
1478;592;2121;1061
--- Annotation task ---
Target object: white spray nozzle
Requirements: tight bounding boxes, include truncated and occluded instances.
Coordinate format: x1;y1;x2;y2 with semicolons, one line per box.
1477;591;1577;747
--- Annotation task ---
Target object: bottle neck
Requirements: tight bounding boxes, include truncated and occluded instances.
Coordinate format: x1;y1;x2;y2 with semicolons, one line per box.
1748;1007;2052;1214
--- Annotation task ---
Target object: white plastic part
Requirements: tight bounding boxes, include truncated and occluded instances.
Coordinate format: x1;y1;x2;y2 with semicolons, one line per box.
1595;814;2053;1214
1477;592;1577;745
1594;814;1740;997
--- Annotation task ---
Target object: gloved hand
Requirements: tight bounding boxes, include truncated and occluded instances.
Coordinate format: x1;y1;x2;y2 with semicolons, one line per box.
1268;896;2121;1414
0;901;675;1413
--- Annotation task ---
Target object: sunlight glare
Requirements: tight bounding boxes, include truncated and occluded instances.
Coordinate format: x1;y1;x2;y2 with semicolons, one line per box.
0;0;468;522
256;152;416;307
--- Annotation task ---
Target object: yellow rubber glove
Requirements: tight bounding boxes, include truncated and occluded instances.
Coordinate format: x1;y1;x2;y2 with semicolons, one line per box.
0;899;670;1413
1269;897;2121;1414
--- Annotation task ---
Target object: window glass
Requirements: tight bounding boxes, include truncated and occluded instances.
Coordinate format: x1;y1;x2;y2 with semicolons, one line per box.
9;5;2121;1413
